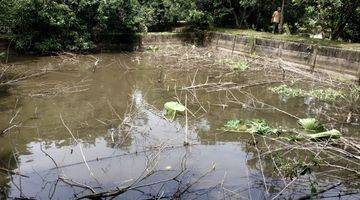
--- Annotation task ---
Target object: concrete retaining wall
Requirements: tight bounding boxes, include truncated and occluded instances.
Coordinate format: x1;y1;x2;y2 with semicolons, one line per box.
210;32;360;81
142;32;360;81
141;33;185;46
141;32;213;46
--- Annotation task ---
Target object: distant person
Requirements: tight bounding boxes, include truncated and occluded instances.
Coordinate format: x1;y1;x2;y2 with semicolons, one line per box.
271;7;281;34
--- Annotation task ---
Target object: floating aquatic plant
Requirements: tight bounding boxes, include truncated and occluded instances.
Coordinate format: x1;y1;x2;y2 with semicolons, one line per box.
307;88;344;102
269;85;344;101
222;119;276;135
223;119;247;132
164;101;186;120
231;60;250;71
297;118;342;140
305;129;342;140
246;119;275;135
222;117;341;140
217;59;250;71
269;85;301;98
297;118;326;133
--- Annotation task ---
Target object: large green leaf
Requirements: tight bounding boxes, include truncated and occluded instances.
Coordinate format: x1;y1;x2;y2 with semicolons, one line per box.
305;129;342;140
164;101;186;112
164;101;186;120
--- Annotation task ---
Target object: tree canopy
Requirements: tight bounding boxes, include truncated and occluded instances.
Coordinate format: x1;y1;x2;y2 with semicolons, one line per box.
0;0;358;53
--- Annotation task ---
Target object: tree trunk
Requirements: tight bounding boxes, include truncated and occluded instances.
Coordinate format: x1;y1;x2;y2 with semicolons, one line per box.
228;0;240;27
331;22;346;40
279;0;285;33
232;10;240;27
330;1;354;40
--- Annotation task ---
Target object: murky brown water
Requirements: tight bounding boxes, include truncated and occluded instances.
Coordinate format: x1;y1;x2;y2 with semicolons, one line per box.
0;48;359;199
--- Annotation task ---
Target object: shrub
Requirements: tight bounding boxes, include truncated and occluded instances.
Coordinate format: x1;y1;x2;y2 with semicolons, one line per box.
186;9;214;30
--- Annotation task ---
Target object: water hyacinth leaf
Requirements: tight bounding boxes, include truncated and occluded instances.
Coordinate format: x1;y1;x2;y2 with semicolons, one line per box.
164;101;186;112
305;129;342;140
164;101;186;120
298;118;326;133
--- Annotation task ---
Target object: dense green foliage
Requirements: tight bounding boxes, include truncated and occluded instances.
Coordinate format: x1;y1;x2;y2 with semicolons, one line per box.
0;0;195;53
293;0;360;41
0;0;358;53
194;0;359;42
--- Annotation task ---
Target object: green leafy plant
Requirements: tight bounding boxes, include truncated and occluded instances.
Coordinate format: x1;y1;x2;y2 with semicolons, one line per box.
298;118;326;133
270;85;301;98
270;85;344;101
297;118;342;139
164;101;186;120
0;52;5;60
231;60;250;71
223;119;247;132
286;135;304;142
305;129;342;140
274;155;313;179
246;119;275;135
186;9;214;30
222;118;277;135
307;88;344;102
349;85;360;102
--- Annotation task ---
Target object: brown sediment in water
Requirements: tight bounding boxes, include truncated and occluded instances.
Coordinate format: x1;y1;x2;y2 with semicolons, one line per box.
0;45;359;199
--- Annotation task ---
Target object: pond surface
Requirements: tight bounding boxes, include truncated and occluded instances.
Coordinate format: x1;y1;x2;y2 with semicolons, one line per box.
0;48;359;199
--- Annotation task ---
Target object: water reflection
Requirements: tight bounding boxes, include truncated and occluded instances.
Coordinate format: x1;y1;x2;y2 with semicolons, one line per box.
0;52;358;199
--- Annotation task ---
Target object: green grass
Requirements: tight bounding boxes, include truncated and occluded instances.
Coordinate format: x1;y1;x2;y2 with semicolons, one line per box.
215;28;360;51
